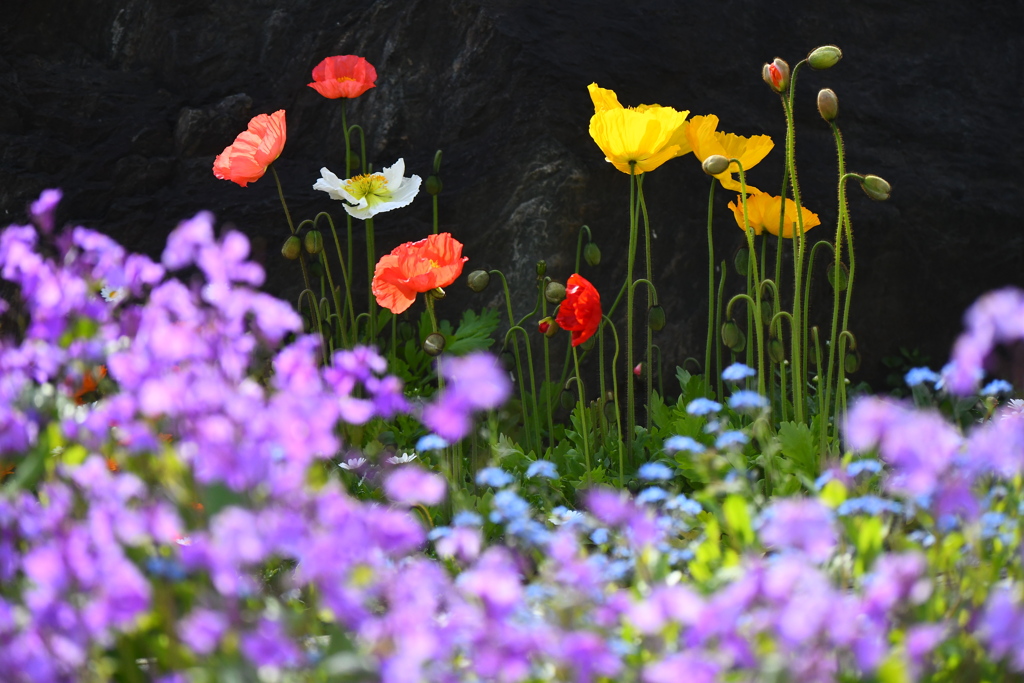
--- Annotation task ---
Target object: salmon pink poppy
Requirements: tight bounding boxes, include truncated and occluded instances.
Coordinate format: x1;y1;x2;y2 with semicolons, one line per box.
308;55;377;99
556;274;602;347
212;110;286;187
372;233;468;314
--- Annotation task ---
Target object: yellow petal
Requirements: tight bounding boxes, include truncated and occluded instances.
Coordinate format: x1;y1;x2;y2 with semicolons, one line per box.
588;83;623;113
685;115;724;161
764;197;821;238
728;191;772;235
589;106;689;175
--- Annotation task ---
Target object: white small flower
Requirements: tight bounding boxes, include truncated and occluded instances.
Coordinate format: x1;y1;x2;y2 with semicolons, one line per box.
339;457;367;470
386;452;418;465
100;285;127;304
313;158;421;220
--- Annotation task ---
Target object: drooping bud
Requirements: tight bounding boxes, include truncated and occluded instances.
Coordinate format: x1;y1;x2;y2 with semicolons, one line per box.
429;287;446;300
583;242;602;267
807;45;843;70
423;332;446;356
559;387;576;410
722;321;746;352
538;317;558;338
281;235;302;260
702;154;731;176
425;175;443;195
762;57;790;93
817;88;839;122
768;336;786;363
467;269;490;292
844;350;861;373
827;261;849;292
648;305;666;331
536;260;547;277
545;281;566;304
859;175;891;201
304;229;324;254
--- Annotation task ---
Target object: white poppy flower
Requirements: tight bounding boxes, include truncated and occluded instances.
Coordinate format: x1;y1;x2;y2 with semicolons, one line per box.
313;158;421;220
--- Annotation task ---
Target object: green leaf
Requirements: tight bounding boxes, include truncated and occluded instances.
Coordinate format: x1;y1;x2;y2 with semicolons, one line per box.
722;494;754;545
777;421;817;474
446;308;500;355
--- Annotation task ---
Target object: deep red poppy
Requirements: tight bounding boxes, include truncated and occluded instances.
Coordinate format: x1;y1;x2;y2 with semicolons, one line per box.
555;274;602;347
308;55;377;99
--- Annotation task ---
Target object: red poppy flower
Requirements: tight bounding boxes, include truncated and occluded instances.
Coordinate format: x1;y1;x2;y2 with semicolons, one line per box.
212;110;286;187
372;233;468;314
556;274;602;347
73;365;107;405
308;55;377;99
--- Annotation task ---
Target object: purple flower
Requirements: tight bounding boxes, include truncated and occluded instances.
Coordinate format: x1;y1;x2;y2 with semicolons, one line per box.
758;499;837;562
178;608;229;655
29;188;62;233
384;466;447;506
422;352;511;441
240;618;301;668
644;651;720;683
947;287;1024;394
978;588;1024;671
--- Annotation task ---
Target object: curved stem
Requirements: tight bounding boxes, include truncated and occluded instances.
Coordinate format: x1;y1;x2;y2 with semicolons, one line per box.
838;173;859;423
299;288;328;365
636;178;657;429
504;326;542;454
492;269;535;454
601;315;624;486
271;164;313;296
570;346;592;485
822;123;851;446
734;160;766;397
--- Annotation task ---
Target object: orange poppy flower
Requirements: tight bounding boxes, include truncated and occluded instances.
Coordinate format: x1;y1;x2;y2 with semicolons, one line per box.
372;233;468;314
73;365;107;405
728;191;821;238
212;110;286;187
556;274;602;347
308;55;377;99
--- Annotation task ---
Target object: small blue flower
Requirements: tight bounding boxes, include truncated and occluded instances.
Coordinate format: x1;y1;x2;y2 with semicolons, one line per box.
813;470;835;490
722;363;756;382
638;462;674;481
665;494;702;515
416;434;449;451
686;398;722;416
476;466;514;488
427;526;452;541
590;527;610;544
981;379;1013;396
846;459;883;477
905;366;941;388
837;495;903;517
715;430;749;449
490;489;530;523
636;486;669;505
728;390;769;412
525;459;558;479
452;511;483;527
664;435;705;454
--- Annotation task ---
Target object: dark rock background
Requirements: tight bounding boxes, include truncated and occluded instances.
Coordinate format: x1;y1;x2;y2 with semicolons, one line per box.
2;0;1022;391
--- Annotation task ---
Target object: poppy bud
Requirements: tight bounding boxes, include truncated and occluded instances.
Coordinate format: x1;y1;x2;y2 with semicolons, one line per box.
844;350;861;373
281;235;302;260
536;260;547;277
423;332;446;356
702;155;731;176
734;247;749;276
633;362;643;377
817;88;839;122
425;175;443;195
762;58;790;93
827;262;849;292
432;149;443;174
648;305;666;331
807;45;843;70
859;175;891;201
722;321;746;352
429;287;446;300
545;281;566;304
304;229;324;254
559;388;576;410
580;336;596;352
768;336;786;363
347;151;362;170
583;242;601;267
538;317;558;337
467;269;490;292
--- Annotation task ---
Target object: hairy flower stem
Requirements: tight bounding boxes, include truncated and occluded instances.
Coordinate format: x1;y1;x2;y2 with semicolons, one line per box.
341;103;355;311
637;177;655;429
735;161;766;397
716;261;727;400
271;165;313;297
492;269;537;454
705;179;718;395
541;292;554;452
625;163;639;452
602;315;625;485
837;173;859;420
570;346;592;485
365;217;377;342
504;326;541;454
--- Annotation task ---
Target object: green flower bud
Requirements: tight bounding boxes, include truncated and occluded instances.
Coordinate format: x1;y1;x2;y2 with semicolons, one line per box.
768;336;786;363
545;281;566;304
762;57;790;93
559;387;576;410
827;261;849;292
347;151;362;170
860;175;891;201
467;270;490;292
844;350;861;373
648;305;666;331
304;229;324;255
429;287;446;300
807;45;843;70
536;260;547;277
702;154;731;176
281;235;302;260
423;332;446;356
734;248;749;276
425;175;443;196
722;321;746;352
583;242;601;267
817;88;839;122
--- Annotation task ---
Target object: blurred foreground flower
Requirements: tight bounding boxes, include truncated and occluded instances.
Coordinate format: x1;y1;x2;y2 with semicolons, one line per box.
555;273;602;347
423;353;511;440
307;55;377;99
314;157;421;220
587;83;690;174
212;110;286;187
686;114;774;192
728;190;821;237
371;232;467;314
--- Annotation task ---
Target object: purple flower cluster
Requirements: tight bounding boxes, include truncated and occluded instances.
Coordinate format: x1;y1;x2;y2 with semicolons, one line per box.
945;286;1024;394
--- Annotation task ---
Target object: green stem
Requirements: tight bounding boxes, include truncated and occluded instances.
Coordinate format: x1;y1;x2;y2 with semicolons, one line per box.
734;160;766;397
625;163;639;454
271;164;313;296
504;326;542;455
705;178;718;394
571;345;591;485
602;314;624;486
492;269;536;454
636;177;655;429
366;216;376;343
715;260;727;400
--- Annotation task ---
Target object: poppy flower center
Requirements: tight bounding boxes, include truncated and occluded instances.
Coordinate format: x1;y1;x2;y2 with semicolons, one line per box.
336;76;356;83
345;173;392;207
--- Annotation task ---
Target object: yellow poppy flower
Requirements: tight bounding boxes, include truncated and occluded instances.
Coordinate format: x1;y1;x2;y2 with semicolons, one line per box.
728;191;821;238
587;83;691;175
686;114;774;192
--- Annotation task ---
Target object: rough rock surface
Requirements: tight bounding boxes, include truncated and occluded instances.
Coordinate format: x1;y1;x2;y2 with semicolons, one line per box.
2;0;1022;390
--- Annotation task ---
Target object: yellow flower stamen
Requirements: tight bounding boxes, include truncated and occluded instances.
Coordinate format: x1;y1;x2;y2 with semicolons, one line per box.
344;173;392;208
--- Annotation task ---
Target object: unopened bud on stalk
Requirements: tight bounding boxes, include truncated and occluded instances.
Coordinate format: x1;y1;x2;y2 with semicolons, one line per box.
844;350;861;373
281;235;302;260
432;149;443;174
827;261;849;292
423;332;446;356
762;58;790;93
583;242;602;267
425;175;443;195
537;317;558;337
545;281;566;304
807;45;843;70
633;363;644;378
768;336;786;363
347;151;362;170
722;321;746;352
817;88;839;122
559;387;576;410
702;155;731;176
648;305;666;331
860;175;891;201
467;270;490;292
734;248;749;276
429;287;446;300
304;229;324;254
536;260;547;277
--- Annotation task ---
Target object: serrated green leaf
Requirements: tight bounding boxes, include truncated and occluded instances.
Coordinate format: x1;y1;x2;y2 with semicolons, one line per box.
446;308;500;355
777;421;817;474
